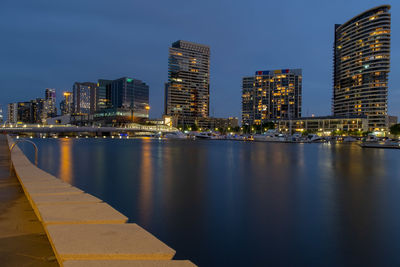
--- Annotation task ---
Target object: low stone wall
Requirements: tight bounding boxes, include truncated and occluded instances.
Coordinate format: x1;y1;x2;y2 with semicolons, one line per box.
7;136;196;267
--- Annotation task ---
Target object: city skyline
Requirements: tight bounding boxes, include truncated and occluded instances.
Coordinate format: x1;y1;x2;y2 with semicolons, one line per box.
1;0;399;120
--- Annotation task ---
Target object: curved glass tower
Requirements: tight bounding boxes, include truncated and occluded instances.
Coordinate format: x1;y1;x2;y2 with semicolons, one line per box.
333;5;391;131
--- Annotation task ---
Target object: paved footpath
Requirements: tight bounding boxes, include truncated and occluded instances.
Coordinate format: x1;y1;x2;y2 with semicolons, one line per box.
0;135;58;267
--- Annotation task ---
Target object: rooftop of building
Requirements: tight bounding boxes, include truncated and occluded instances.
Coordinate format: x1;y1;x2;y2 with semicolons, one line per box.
336;5;391;32
252;69;302;76
277;115;368;121
172;40;210;52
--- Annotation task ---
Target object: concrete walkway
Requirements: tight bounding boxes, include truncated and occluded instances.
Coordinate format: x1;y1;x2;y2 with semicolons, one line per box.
0;135;58;266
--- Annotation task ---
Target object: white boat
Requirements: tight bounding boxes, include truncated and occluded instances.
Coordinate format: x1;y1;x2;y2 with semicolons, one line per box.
306;134;324;142
193;132;220;140
365;135;379;142
253;130;286;142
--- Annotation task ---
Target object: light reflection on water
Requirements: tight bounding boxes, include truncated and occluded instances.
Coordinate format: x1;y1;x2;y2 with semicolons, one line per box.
19;138;400;267
59;138;72;184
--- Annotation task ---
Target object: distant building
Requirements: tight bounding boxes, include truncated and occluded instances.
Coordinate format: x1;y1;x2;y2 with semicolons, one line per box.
93;77;149;125
60;92;73;115
8;102;32;123
0;106;3;123
96;79;112;111
277;115;368;134
194;117;239;130
46;115;71;125
333;5;391;131
7;103;17;123
30;98;47;123
73;82;97;115
45;88;57;117
242;69;302;126
165;40;210;126
110;77;149;117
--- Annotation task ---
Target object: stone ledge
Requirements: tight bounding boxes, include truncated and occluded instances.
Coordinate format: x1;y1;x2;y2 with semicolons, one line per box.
46;224;176;261
28;186;83;196
63;260;197;267
23;181;72;191
38;202;128;225
32;193;102;206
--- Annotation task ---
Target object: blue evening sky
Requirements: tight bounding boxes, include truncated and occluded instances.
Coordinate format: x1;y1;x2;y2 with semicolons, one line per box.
0;0;399;120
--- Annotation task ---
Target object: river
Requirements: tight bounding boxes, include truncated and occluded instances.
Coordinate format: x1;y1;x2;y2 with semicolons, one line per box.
19;138;400;266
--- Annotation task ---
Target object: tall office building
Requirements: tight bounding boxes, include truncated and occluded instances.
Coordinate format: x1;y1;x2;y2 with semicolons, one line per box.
333;5;391;131
93;77;149;125
165;40;210;126
110;77;149;118
96;79;112;111
242;69;302;126
72;82;97;115
30;98;47;123
45;88;57;117
60;92;73;115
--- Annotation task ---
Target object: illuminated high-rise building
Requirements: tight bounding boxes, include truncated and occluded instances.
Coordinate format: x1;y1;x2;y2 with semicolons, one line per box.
72;82;97;115
165;40;210;126
60;91;73;115
45;88;57;117
110;77;149;118
96;79;112;111
7;103;17;123
333;5;391;131
242;69;302;126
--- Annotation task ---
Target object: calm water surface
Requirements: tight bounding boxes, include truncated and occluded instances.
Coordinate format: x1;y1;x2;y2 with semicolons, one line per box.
20;138;400;266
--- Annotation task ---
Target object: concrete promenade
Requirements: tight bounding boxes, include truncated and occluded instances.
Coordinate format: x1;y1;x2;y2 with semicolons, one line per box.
6;135;196;267
0;134;58;266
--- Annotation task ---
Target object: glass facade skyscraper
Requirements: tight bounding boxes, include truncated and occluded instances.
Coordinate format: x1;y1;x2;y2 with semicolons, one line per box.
165;40;210;126
45;88;57;117
96;79;112;111
60;91;73;115
333;5;391;131
110;77;149;119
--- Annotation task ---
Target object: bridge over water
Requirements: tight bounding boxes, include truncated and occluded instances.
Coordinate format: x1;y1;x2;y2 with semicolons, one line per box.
1;124;179;135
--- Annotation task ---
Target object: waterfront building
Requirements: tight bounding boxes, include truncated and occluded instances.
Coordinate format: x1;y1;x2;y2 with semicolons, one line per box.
60;92;73;115
8;99;51;124
16;102;32;123
110;77;149;118
165;40;210;126
277;115;368;134
9;102;32;123
46;114;72;125
93;77;149;125
73;82;97;115
242;69;302;126
30;98;47;123
7;103;17;123
333;5;391;131
194;117;239;130
96;79;112;111
45;88;57;117
0;106;3;123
